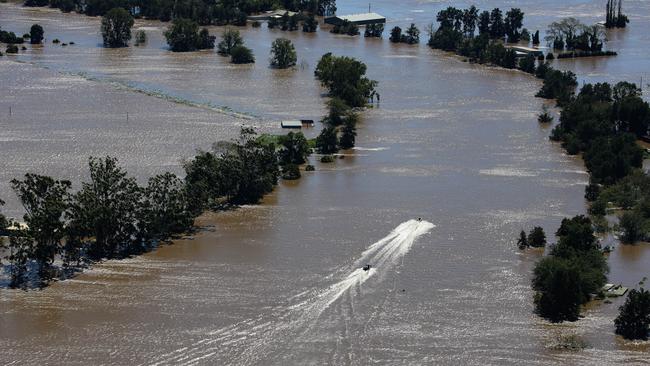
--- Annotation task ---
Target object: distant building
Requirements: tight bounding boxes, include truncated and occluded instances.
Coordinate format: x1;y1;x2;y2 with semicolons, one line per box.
247;10;298;21
506;45;544;57
281;120;315;129
324;12;386;26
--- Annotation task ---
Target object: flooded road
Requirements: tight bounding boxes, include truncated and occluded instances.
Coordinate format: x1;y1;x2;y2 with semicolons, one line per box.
1;0;649;364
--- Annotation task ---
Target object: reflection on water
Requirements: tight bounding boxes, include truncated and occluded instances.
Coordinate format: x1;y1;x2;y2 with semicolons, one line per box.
1;0;650;364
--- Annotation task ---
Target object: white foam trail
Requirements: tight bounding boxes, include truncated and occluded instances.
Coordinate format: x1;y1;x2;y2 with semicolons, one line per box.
148;219;434;366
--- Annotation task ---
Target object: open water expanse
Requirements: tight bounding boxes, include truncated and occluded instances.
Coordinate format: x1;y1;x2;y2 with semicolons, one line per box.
0;0;649;364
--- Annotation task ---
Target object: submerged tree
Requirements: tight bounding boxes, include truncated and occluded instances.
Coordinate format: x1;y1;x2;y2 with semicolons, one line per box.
270;38;297;69
11;174;71;279
68;156;143;259
164;18;199;52
217;28;243;55
615;288;650;340
230;45;255;64
315;126;338;154
29;24;44;44
101;8;134;48
314;53;377;107
606;0;629;28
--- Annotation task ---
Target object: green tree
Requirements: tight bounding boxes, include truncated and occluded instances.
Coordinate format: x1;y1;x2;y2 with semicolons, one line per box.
518;54;536;74
404;23;420;44
10;174;71;279
6;229;33;288
270;38;297;69
141;172;193;241
338;113;358;150
197;28;216;50
364;23;383;38
315;126;338;154
164;18;200;52
68;156;142;259
504;8;524;42
517;230;528;249
528;227;547;248
619;210;646;244
615;288;650;340
101;8;134;48
533;256;583;322
489;8;505;39
314;53;378;107
278;131;310;165
230;45;255;64
217;28;243;55
303;14;318;32
322;97;350;126
389;26;402;43
29;24;44;44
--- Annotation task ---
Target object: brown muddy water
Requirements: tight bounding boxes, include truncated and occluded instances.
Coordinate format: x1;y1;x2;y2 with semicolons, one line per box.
1;0;649;364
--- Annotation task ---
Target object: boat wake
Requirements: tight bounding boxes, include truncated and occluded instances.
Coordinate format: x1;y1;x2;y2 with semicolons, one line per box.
148;219;434;366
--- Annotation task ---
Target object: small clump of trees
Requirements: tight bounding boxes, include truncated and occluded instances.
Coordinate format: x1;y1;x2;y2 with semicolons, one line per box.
545;18;608;55
217;29;253;63
364;23;384;38
517;227;547;249
389;24;420;44
164;18;215;52
101;7;134;48
330;20;359;36
0;26;25;44
605;0;629;28
270;38;297;69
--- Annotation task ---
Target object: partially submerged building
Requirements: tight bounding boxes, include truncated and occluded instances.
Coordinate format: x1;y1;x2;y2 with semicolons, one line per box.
281;120;315;129
247;10;298;21
324;12;386;26
506;45;545;57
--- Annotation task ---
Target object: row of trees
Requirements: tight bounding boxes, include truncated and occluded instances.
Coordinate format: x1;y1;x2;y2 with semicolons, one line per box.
0;24;44;45
605;0;629;28
430;6;527;47
427;6;532;67
523;34;648;338
544;18;606;52
1;157;194;288
1;126;312;288
24;0;337;25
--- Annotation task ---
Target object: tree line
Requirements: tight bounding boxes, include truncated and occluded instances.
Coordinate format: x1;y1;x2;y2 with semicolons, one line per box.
427;6;529;68
0;127;316;289
519;39;649;338
23;0;337;25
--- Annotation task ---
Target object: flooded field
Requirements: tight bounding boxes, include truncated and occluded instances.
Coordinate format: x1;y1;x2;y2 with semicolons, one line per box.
1;0;649;364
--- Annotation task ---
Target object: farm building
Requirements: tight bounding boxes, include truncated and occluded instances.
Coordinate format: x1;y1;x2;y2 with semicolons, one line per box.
324;12;386;26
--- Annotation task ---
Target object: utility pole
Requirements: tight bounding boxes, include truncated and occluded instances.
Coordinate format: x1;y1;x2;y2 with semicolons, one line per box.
369;3;371;13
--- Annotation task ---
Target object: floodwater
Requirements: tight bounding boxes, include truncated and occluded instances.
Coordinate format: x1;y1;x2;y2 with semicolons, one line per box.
1;0;649;364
